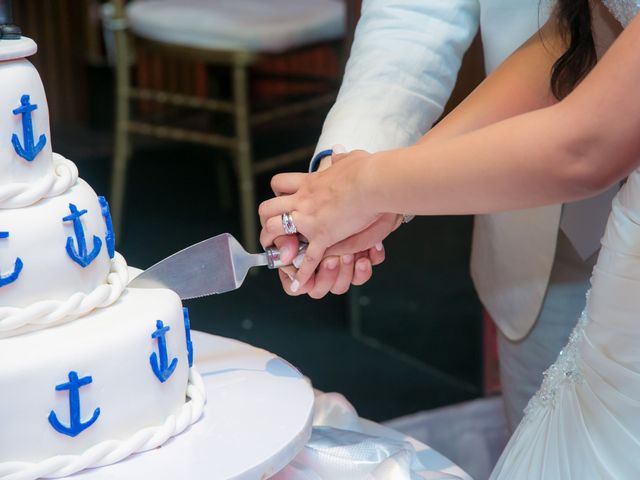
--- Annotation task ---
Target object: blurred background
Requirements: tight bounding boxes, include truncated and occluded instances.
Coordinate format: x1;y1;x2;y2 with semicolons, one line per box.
14;1;505;476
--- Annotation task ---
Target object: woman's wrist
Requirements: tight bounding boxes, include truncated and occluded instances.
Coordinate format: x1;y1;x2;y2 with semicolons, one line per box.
368;147;419;219
360;151;389;215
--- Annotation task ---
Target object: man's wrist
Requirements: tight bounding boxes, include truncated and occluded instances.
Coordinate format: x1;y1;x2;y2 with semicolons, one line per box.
317;155;333;172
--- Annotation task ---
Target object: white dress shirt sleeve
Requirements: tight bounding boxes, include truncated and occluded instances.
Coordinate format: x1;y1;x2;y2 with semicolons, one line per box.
314;0;481;160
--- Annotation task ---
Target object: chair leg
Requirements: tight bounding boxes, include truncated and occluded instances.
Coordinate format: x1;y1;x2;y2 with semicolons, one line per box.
110;17;131;243
111;117;129;243
232;63;258;251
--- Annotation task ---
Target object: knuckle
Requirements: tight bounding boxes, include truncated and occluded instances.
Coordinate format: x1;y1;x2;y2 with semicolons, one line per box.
299;197;310;209
266;220;279;234
303;253;317;265
258;201;269;218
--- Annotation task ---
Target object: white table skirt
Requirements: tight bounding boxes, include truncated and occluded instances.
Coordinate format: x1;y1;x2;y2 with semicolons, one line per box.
194;331;472;480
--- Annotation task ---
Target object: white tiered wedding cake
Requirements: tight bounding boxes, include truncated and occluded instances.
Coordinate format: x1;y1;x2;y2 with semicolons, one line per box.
0;35;205;480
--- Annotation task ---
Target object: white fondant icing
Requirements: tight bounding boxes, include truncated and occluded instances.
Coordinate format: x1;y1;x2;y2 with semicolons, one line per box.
0;371;205;480
0;36;37;62
0;36;209;479
0;178;112;309
0;252;128;338
0;153;78;209
0;58;53;187
0;287;195;468
78;332;315;480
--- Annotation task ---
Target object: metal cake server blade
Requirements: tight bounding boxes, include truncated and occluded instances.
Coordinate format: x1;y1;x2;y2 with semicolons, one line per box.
128;233;304;299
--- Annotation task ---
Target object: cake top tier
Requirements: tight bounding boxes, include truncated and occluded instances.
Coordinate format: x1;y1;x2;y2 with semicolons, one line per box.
0;35;63;207
0;35;37;61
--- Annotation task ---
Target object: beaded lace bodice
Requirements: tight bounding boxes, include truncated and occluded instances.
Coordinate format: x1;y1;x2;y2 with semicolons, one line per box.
522;174;640;424
493;171;640;477
602;0;640;26
522;295;589;421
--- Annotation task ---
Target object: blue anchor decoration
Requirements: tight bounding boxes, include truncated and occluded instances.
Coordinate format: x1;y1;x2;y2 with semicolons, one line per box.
183;307;194;368
63;203;102;268
98;196;115;259
0;232;23;287
48;371;101;438
150;320;178;383
12;94;47;161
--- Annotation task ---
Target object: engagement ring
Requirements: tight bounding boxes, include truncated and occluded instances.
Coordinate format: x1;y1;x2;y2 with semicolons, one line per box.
282;212;297;235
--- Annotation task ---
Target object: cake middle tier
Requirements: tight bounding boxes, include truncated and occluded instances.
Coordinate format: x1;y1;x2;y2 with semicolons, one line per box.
0;286;192;464
0;177;113;309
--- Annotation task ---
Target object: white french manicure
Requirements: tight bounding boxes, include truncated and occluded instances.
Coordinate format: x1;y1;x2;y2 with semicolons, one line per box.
290;279;300;293
332;144;347;154
375;242;384;251
292;253;305;269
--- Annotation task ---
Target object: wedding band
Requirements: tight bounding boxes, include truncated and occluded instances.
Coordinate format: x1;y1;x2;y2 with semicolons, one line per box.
282;212;297;235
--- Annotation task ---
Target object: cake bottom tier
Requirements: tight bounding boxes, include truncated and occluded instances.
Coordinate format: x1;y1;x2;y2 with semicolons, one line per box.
0;286;204;478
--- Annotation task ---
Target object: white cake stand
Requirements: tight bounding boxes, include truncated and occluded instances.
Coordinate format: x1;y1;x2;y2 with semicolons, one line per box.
72;331;314;480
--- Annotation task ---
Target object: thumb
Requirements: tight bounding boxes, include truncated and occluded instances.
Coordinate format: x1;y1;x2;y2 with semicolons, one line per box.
325;214;399;256
325;228;381;257
273;235;300;265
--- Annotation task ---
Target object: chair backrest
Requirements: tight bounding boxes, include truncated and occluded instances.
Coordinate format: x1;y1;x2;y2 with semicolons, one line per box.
112;0;125;20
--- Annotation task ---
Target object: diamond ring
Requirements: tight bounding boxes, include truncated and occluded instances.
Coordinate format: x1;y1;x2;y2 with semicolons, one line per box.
281;212;297;235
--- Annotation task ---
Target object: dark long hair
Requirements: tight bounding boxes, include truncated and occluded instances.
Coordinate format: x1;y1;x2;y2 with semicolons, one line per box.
550;0;597;99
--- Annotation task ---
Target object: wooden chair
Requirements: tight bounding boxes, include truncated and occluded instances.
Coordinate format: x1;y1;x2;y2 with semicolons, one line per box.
107;0;345;249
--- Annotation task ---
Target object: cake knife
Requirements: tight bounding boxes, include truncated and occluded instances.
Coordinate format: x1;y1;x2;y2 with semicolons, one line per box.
128;233;306;298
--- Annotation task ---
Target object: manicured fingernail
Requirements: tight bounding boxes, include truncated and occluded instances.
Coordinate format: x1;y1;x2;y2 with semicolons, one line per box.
290;279;300;292
375;242;383;251
357;261;368;272
342;254;353;264
326;257;338;270
293;253;305;269
332;144;347;154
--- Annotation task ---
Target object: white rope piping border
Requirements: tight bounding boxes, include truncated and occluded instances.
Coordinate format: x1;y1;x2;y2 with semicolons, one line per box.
0;153;79;209
0;367;207;480
0;253;129;337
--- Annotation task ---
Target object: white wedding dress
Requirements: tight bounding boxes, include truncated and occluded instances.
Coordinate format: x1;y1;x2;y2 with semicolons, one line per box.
491;3;640;477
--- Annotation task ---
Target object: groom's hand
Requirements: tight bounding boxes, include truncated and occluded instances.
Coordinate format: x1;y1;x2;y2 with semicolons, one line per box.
269;225;386;298
325;213;403;257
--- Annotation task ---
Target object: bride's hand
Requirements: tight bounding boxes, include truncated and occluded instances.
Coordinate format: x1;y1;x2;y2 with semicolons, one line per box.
258;150;382;290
